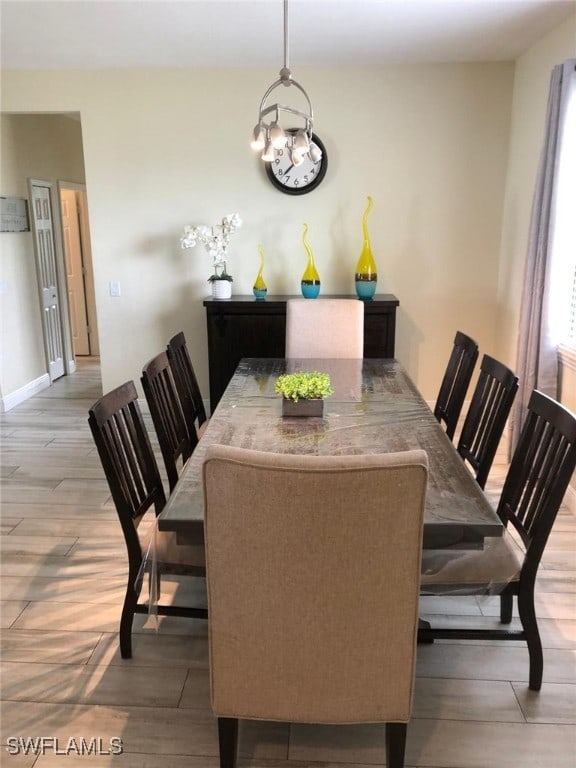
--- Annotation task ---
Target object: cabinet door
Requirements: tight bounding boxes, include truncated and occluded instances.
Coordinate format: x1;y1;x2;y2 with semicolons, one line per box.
364;311;395;358
207;312;286;409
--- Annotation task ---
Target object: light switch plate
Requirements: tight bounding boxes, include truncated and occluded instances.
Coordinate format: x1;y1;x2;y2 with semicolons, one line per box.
109;281;121;297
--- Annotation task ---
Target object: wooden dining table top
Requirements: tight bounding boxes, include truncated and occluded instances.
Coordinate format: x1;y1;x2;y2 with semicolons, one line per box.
159;357;503;549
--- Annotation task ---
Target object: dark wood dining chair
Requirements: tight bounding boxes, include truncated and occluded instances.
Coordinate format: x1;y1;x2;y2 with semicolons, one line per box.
141;350;193;492
421;390;576;690
166;331;208;445
203;445;428;768
456;354;519;489
433;330;479;440
88;381;207;659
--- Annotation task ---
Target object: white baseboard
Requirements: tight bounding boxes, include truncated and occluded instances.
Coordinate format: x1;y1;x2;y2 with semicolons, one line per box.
1;373;51;413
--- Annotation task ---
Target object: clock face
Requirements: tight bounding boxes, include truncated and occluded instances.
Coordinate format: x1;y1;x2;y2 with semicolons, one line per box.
265;133;328;195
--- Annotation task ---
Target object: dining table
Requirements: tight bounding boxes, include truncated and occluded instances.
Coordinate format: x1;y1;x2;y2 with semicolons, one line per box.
158;357;504;553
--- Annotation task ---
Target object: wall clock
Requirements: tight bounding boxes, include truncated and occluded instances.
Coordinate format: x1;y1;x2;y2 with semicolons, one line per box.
265;132;328;195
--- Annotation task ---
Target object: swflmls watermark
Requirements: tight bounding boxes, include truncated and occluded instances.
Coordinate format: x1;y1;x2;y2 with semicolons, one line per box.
5;736;123;756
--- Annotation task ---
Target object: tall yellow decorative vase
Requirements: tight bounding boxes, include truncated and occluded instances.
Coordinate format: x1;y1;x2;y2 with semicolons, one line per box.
355;195;378;300
253;245;268;300
300;223;320;298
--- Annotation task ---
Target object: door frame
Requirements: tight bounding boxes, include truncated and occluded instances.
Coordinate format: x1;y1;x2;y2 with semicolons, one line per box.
28;177;75;377
58;180;100;356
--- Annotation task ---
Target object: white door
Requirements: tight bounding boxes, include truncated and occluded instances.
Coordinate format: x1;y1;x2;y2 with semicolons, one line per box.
60;188;90;354
30;182;65;381
75;187;99;356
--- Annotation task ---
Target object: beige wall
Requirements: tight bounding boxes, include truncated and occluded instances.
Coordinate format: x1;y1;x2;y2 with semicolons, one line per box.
1;63;515;401
0;114;86;400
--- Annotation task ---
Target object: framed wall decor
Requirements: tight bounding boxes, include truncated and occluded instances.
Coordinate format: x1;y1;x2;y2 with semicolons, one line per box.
1;196;30;232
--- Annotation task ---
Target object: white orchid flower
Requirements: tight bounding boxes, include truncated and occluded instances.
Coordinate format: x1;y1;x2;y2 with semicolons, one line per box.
180;213;242;276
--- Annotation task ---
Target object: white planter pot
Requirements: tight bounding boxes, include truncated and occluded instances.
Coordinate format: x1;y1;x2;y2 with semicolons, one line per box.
211;280;232;300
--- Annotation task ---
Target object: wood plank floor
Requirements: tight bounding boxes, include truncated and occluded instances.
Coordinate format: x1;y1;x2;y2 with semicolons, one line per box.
1;358;575;767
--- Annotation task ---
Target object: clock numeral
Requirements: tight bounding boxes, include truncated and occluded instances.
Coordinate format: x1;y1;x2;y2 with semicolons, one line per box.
264;133;326;193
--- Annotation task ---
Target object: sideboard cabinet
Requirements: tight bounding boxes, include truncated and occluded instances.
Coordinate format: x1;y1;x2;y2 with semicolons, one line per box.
203;294;399;411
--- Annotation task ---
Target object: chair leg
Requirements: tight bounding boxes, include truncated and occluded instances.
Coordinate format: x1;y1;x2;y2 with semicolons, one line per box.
518;587;543;691
119;586;137;659
217;717;238;768
386;722;407;768
156;570;161;600
500;593;513;624
146;570;162;601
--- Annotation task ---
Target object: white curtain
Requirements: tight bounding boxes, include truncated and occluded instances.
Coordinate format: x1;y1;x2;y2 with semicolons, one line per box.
510;60;574;452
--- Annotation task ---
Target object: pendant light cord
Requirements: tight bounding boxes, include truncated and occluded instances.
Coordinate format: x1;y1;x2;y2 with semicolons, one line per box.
283;0;290;71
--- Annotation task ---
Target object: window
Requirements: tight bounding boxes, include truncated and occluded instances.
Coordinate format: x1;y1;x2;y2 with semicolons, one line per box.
549;61;576;353
568;263;576;350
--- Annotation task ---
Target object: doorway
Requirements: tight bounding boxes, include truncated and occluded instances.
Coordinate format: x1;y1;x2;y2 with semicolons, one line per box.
6;112;101;406
59;183;99;357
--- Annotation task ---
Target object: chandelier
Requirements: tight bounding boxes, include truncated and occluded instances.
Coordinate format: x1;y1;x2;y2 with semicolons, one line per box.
250;0;322;167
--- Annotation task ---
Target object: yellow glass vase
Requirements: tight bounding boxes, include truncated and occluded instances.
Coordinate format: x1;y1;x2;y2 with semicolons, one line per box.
253;245;267;300
355;195;378;300
300;223;320;298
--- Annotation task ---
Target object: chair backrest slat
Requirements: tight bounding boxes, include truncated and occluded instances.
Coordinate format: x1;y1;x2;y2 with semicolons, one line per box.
105;416;141;512
497;390;576;570
517;420;555;529
435;330;479;441
114;407;148;507
522;427;566;534
88;381;166;565
167;331;207;443
142;350;192;492
152;373;179;447
457;354;518;488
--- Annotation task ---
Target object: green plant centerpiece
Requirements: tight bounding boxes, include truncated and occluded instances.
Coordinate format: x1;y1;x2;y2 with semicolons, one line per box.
275;371;333;417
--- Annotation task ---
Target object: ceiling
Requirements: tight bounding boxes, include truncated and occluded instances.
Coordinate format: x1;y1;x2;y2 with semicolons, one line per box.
1;0;574;70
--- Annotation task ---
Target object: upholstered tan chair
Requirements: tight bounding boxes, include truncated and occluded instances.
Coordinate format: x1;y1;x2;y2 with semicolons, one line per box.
203;446;428;768
285;298;364;358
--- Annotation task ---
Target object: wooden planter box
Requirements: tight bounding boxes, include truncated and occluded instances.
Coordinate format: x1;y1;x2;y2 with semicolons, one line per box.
282;398;324;417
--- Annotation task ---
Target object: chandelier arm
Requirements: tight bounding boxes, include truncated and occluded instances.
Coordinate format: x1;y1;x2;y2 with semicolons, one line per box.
258;77;284;115
260;103;313;124
258;78;313;121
